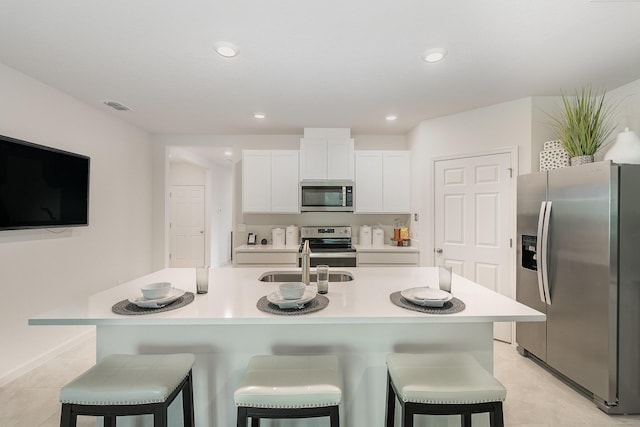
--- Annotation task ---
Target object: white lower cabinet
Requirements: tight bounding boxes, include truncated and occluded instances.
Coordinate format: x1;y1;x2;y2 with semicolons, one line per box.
358;251;419;266
235;251;298;267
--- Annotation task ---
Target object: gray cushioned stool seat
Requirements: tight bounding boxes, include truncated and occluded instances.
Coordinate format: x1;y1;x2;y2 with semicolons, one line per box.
59;353;195;427
385;352;506;427
235;355;342;426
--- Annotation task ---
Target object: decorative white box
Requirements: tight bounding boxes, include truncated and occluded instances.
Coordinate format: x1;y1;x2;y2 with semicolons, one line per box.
544;140;563;150
540;148;570;171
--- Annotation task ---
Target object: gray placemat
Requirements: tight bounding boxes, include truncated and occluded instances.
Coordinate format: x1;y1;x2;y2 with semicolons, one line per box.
257;294;329;315
112;292;195;315
390;291;465;314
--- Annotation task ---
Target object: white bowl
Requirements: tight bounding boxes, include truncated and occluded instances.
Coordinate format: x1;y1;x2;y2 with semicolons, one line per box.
141;282;172;300
279;282;306;300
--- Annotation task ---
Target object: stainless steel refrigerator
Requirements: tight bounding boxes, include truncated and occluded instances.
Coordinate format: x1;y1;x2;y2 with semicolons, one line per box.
516;161;640;414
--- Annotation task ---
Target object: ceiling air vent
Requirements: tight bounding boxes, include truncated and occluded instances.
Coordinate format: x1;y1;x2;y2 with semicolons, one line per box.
102;100;132;111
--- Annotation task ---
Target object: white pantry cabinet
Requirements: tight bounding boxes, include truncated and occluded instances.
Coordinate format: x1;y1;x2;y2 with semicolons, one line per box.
300;137;355;180
242;150;299;213
355;151;410;213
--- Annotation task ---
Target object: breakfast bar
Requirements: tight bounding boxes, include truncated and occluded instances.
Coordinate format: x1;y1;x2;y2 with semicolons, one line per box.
29;267;544;427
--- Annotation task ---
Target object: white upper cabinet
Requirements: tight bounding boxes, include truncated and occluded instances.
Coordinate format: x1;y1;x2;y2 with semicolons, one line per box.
382;151;411;213
242;150;299;213
355;151;384;212
300;128;354;180
355;150;410;213
271;150;300;213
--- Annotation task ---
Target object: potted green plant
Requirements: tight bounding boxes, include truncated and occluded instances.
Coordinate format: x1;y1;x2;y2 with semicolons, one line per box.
551;86;616;166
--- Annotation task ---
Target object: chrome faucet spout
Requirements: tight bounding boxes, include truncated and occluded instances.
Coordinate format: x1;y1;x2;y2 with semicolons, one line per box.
301;240;311;285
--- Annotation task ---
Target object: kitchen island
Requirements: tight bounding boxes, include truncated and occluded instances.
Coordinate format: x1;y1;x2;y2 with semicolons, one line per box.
30;267;544;427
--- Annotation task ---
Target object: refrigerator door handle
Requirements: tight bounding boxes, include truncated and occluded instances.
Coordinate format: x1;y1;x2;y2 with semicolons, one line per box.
536;201;548;304
541;201;552;305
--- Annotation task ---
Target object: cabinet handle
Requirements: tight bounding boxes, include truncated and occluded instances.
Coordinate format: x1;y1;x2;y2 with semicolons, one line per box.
434;248;443;254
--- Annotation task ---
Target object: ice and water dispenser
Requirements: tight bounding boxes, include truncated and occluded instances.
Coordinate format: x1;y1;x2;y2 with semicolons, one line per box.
521;235;538;271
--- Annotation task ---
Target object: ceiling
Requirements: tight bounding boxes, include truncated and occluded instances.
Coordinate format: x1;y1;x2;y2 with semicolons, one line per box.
1;0;640;136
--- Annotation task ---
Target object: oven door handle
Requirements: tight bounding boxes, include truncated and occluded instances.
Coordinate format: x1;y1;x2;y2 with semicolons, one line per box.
298;252;357;259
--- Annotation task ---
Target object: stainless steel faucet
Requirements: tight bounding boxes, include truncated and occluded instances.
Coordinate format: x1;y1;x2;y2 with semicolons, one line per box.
301;240;311;285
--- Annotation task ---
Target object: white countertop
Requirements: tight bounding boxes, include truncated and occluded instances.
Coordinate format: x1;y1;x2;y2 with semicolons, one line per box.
29;267;544;326
235;244;418;253
235;244;299;252
353;243;418;252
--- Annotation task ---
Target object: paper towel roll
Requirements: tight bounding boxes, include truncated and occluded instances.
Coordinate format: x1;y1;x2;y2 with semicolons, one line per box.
359;225;372;247
272;228;285;248
285;225;299;248
372;227;385;248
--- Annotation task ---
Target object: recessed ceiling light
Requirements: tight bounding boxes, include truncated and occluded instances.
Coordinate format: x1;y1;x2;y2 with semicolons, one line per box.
254;113;265;119
214;42;239;58
422;48;447;63
386;115;398;121
224;150;233;157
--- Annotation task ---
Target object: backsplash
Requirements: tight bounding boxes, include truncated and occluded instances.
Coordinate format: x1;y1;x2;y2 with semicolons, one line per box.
237;213;411;247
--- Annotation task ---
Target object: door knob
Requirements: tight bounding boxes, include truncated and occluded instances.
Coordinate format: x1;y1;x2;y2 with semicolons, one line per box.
434;248;443;254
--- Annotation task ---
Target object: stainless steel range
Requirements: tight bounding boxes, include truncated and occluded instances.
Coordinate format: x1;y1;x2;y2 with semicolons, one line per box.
298;226;357;267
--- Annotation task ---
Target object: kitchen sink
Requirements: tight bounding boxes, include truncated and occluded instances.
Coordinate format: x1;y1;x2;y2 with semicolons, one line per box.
259;271;354;283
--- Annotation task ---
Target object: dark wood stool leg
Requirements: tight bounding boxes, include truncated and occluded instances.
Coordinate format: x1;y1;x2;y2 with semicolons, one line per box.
59;404;76;427
329;405;340;427
103;415;116;427
237;407;247;427
402;402;414;427
251;417;260;427
182;370;195;427
490;402;504;427
153;405;168;427
461;413;472;427
385;373;396;427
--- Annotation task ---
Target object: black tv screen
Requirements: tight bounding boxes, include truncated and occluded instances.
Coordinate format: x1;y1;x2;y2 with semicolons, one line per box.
0;134;90;230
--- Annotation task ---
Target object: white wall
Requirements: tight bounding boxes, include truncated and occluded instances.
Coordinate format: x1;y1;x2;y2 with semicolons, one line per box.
608;78;640;139
0;63;153;384
408;98;533;266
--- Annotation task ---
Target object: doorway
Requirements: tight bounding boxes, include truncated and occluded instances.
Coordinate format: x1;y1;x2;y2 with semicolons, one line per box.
169;185;205;267
433;150;515;342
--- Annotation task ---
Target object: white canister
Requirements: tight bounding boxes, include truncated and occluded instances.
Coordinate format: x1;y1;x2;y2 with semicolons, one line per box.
285;225;300;248
272;228;285;248
372;227;385;248
359;225;372;247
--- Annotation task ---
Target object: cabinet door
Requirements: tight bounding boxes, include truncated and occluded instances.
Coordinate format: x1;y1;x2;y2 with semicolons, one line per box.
382;151;411;213
242;150;272;213
355;151;383;213
300;137;327;180
271;150;299;213
383;151;410;213
327;138;355;180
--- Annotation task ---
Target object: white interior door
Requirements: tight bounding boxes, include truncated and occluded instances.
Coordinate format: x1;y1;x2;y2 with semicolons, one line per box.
170;185;205;267
434;152;513;342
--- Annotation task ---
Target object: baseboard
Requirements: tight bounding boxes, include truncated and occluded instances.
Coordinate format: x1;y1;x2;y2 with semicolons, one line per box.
0;328;95;387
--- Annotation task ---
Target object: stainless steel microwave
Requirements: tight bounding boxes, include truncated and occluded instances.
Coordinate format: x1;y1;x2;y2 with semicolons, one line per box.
300;181;354;212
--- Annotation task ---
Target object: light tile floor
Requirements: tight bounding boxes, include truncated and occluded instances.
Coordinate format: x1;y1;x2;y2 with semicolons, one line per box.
1;337;639;426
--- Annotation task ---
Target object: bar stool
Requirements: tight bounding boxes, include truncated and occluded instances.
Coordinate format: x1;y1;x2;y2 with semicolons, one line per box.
234;354;342;427
385;352;506;427
59;353;195;427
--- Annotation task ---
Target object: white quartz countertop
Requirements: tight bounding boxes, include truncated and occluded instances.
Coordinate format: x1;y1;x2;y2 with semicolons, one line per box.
29;267;544;326
235;244;299;252
353;244;418;252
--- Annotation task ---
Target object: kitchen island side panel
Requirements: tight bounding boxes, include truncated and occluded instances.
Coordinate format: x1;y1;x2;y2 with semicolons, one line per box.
97;322;494;427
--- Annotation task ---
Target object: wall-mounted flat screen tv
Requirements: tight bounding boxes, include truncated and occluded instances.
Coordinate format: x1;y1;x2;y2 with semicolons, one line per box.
0;134;90;230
